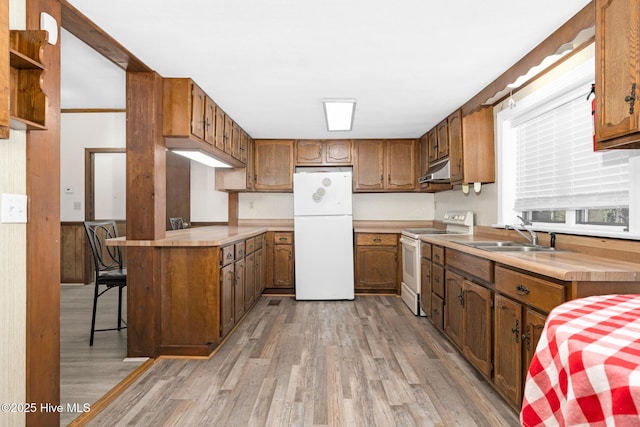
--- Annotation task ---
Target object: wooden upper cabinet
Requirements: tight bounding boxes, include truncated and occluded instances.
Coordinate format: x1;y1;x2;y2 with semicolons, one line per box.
296;140;323;164
447;110;463;183
595;0;640;149
204;97;216;145
190;84;206;140
448;107;495;185
163;78;243;167
224;114;233;155
325;140;352;164
354;139;416;192
231;122;241;160
354;140;385;191
427;128;438;164
214;105;226;151
436;119;449;159
419;133;429;177
240;131;249;164
295;139;352;165
386;139;416;190
253;139;294;191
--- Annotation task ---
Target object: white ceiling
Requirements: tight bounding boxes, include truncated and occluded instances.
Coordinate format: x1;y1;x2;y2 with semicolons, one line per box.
61;0;592;139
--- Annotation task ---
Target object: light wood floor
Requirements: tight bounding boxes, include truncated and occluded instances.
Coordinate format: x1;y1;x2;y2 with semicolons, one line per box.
82;295;519;427
61;284;146;426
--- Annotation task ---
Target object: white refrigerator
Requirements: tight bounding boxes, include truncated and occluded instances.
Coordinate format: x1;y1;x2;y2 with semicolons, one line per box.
293;171;354;300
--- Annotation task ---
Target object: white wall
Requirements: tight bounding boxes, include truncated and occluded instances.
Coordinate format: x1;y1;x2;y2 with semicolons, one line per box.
190;161;229;222
60;112;126;221
435;183;498;227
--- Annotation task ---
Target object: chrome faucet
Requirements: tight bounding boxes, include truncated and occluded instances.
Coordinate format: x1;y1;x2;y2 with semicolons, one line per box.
505;216;538;246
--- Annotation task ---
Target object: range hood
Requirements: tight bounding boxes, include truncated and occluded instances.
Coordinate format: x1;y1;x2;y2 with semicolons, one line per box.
419;158;450;183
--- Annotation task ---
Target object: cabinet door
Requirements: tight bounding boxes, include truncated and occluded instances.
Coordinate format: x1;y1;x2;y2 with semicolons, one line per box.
214;106;226;151
386;139;416;190
436;119;449;159
231;122;242;160
460;107;495;184
203;97;216;145
523;308;546;379
355;245;397;290
273;244;294;287
427;128;438;164
296;140;323;164
224;114;233;155
431;294;444;331
245;252;255;309
463;281;493;377
595;0;640;147
444;270;464;349
220;263;235;337
190;84;206;140
447;110;463;184
254;140;294;191
419;133;429;177
240;131;249;164
354;140;385;191
325;140;352;164
255;247;264;298
234;258;245;320
246;136;255;190
494;294;523;410
420;258;432;316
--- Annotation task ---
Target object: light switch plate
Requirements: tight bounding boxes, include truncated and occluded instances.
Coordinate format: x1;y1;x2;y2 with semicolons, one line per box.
1;193;28;223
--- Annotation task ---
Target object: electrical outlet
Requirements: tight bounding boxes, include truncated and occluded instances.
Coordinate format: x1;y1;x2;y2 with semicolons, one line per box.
1;193;28;223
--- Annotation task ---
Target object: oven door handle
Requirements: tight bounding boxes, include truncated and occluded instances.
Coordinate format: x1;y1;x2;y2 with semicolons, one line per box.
400;237;419;247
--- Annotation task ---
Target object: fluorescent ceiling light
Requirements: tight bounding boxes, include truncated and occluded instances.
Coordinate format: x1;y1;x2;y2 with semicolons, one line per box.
323;99;356;131
171;150;232;168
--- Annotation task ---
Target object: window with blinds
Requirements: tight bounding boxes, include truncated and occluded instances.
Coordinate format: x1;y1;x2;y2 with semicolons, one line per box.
511;87;630;219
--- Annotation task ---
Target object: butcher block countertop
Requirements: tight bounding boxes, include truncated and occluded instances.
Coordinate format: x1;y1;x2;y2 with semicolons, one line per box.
420;234;640;283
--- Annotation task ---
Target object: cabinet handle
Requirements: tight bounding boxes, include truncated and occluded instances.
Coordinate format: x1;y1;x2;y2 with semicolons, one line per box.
458;289;464;307
226;253;233;259
373;237;381;243
279;237;287;242
523;325;531;351
388;174;391;183
434;254;440;261
205;117;211;129
511;319;520;344
516;284;530;295
380;174;384;184
433;307;439;315
625;83;636;115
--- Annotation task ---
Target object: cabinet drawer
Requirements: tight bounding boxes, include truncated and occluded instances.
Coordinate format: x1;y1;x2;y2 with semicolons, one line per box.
432;245;445;265
274;232;293;244
356;233;397;246
255;234;264;249
235;241;246;259
446;248;493;283
245;237;256;254
432;264;445;298
495;266;565;313
421;242;432;260
431;294;444;331
221;245;235;266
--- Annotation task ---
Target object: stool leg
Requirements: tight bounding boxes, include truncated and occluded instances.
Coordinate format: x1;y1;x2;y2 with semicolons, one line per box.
117;284;123;330
90;280;100;346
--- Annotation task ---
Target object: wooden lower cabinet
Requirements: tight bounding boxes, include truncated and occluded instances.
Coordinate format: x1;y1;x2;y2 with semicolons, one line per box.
234;258;245;321
266;231;295;291
420;257;432;316
220;261;235;337
493;294;548;411
245;251;255;308
494;294;524;410
354;233;399;293
444;270;464;348
463;281;493;378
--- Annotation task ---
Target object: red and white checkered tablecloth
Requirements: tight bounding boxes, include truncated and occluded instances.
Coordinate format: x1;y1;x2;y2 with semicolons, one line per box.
521;294;640;427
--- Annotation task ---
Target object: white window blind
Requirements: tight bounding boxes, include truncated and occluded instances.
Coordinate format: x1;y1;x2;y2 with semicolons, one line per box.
513;91;629;212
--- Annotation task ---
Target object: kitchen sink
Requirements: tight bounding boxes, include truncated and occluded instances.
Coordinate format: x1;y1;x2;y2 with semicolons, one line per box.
460;241;568;252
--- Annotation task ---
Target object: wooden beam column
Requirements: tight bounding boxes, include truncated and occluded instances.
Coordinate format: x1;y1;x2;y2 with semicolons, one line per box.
25;0;61;426
126;71;165;357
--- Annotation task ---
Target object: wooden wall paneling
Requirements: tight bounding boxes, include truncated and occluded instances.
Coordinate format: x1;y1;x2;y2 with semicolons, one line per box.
26;0;61;425
165;150;190;230
126;71;166;357
60;222;85;283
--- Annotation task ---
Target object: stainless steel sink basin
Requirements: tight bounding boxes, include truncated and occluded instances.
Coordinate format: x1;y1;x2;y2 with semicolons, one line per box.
460;241;567;252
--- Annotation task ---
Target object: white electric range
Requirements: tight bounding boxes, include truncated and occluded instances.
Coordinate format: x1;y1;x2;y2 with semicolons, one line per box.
399;211;474;315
